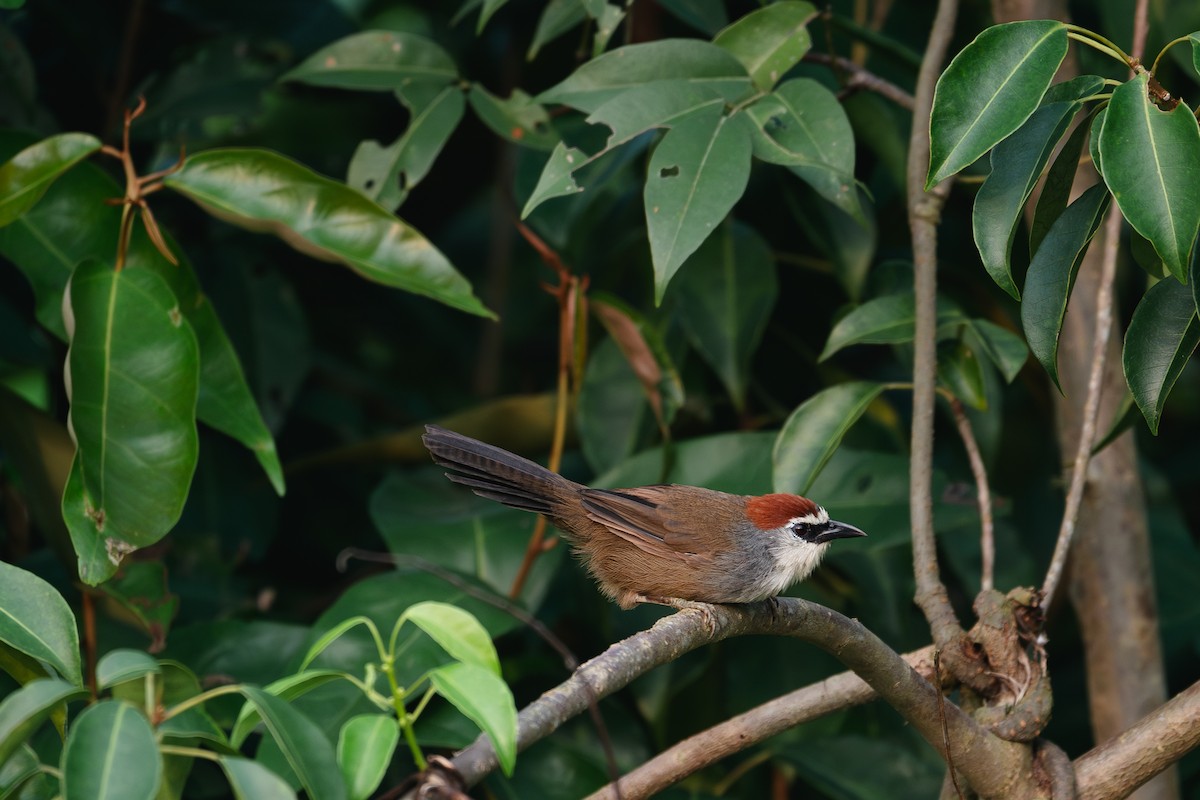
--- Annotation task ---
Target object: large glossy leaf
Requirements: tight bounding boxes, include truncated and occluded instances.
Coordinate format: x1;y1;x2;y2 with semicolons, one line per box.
238;687;346;800
336;714;398;800
0;561;82;685
61;700;161;800
219;757;297;800
713;1;816;91
281;31;457;91
744;78;860;220
399;602;499;674
645;109;752;302
536;39;752;113
348;85;466;212
429;662;517;776
1020;183;1111;391
674;221;777;410
165;149;492;318
0;133;100;226
973;100;1081;299
1123;277;1199;434
1030;106;1095;256
0;679;88;768
927;20;1068;186
467;86;559;151
1098;71;1200;281
774;382;886;495
63;261;200;584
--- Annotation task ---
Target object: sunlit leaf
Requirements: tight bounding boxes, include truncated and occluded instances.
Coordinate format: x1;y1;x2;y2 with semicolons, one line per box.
219;757;297;800
399;601;500;674
337;714;398;800
713;1;816;91
429;662;517;776
96;649;160;690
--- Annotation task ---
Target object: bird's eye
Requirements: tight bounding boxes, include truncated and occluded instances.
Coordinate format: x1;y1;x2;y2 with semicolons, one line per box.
791;522;813;537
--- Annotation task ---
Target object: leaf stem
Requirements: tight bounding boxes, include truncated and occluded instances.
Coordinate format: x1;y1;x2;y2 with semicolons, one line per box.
159;744;220;762
1150;35;1191;78
159;684;243;722
1065;28;1132;67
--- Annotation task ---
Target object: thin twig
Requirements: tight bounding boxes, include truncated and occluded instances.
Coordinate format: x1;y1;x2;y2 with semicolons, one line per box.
1130;0;1150;63
1040;204;1121;612
803;52;916;109
945;394;995;592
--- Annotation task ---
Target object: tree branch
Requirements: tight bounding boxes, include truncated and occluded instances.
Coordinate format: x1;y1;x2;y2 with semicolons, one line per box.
802;53;915;109
585;645;937;800
451;601;1029;798
906;0;964;646
1075;679;1200;800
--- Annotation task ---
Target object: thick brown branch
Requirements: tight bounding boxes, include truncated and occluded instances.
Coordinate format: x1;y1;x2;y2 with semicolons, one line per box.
1075;680;1200;800
451;601;1028;798
584;645;937;800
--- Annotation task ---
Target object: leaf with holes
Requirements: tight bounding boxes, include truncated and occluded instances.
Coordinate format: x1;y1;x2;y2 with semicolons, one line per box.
645;109;752;303
62;261;200;585
0;133;100;227
1020;184;1110;392
1123;277;1199;434
468;86;559;150
775;382;886;495
713;1;817;91
282;31;457;91
927;20;1068;186
1098;71;1200;281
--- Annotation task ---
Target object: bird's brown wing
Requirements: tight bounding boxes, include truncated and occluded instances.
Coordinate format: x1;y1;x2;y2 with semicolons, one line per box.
579;486;714;564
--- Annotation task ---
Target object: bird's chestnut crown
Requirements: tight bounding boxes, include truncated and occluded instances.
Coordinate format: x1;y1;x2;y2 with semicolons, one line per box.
745;494;823;531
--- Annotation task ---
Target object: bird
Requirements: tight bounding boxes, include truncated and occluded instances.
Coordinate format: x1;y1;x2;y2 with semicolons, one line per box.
422;425;866;609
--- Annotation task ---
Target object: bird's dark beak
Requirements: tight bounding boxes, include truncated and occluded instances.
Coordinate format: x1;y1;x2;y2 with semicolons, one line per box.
815;520;868;544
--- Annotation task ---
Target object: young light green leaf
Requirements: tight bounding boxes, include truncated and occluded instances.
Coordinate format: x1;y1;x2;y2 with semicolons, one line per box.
674;221;777;411
1020;183;1111;392
218;756;297;800
1123;277;1199;434
63;261;200;585
1098;71;1200;281
468;86;559;151
713;1;817;91
62;701;161;800
238;686;347;800
282;31;457;91
973;100;1081;299
744;78;861;221
349;85;466;212
165;149;493;318
1030;106;1096;256
645;109;752;303
0;133;100;226
399;601;499;674
230;670;348;747
927;20;1068;187
0;679;88;768
774;382;886;495
819;292;967;360
337;714;399;800
96;650;160;690
966;319;1027;383
0;561;82;686
536;39;752;113
429;662;517;776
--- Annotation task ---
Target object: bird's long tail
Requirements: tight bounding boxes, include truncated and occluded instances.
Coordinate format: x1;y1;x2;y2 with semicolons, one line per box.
422;425;574;515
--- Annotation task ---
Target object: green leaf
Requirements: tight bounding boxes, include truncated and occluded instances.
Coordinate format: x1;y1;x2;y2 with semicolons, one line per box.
938;339;987;410
0;561;82;685
476;0;512;32
237;687;346;800
298;616;380;672
577;337;657;474
1192;33;1200;77
62;261;200;585
966;319;1027;383
1098;71;1200;280
974;99;1082;299
349;85;466;212
537;39;752;113
527;0;587;60
97;562;180;650
927;20;1068;187
62;700;161;800
674;221;777;410
96;649;160;690
218;757;297;800
520;142;588;217
467;86;559;151
281;31;457;91
1091;391;1138;455
713;1;816;91
0;679;88;768
1130;229;1168;279
744;78;861;221
165;149;493;318
645;109;752;302
1088;107;1106;177
1030;106;1096;256
659;0;728;35
0;133;101;227
230;670;348;747
428;662;517;776
819;292;966;360
774;382;886;495
1020;183;1111;391
1123;277;1199;434
336;715;398;800
398;602;499;674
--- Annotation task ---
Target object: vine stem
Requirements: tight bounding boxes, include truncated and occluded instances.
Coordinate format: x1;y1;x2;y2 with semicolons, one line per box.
1040;203;1121;612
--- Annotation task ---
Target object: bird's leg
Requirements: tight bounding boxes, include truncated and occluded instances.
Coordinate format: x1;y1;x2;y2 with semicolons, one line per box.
632;594;720;634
